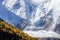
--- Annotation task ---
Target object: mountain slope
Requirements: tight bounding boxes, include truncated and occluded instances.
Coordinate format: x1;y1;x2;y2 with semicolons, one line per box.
0;19;37;40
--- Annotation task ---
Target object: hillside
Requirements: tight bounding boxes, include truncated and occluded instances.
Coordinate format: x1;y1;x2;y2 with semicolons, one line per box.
0;19;37;40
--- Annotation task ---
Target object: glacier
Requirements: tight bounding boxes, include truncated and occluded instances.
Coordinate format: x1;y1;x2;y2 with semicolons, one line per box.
0;0;60;38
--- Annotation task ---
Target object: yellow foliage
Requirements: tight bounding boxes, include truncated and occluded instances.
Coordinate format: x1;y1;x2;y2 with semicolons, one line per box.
0;19;38;40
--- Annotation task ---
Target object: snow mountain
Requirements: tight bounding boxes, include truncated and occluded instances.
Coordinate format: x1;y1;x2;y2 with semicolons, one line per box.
0;0;60;38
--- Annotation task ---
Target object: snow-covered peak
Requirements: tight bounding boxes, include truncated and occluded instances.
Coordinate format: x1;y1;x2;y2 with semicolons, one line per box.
0;0;60;38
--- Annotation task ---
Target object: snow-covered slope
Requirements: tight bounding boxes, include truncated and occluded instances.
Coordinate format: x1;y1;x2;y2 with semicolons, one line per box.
2;0;26;19
0;0;60;38
0;0;31;30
